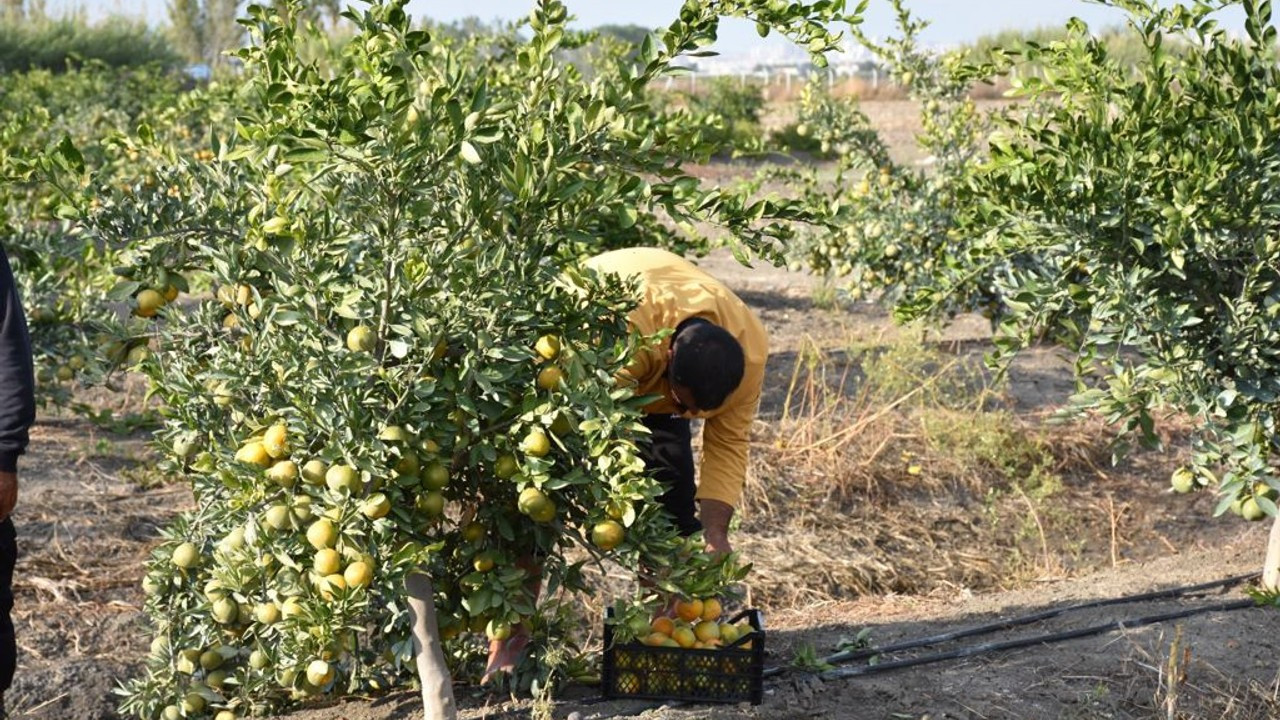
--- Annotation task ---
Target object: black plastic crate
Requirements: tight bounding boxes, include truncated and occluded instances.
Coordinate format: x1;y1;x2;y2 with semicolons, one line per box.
601;607;765;705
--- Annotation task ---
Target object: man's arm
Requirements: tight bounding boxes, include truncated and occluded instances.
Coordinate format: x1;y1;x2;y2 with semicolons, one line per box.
698;498;735;555
694;385;761;554
0;247;35;520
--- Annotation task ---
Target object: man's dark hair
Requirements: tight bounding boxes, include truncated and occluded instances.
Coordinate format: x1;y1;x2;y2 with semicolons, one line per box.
669;318;744;411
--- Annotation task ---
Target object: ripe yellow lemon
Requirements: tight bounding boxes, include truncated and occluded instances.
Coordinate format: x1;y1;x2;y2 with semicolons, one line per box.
266;460;298;488
518;487;551;517
520;429;551;458
281;597;304;619
536;365;564;391
249;649;270;669
344;560;373;588
134;289;166;318
378;425;411;442
306;659;334;687
211;596;240;625
1241;497;1266;522
313;548;342;575
321;573;348;600
534;334;561;360
473;551;497;573
171;542;200;569
264;504;292;531
306;518;338;550
694;620;721;643
235;441;273;468
700;597;723;622
325;464;361;494
486;619;513;641
1171;467;1196;494
203;579;227;601
254;602;281;625
590;519;625;551
301;459;328;485
361;492;391;519
262;423;289;459
216;525;240;550
346;325;376;352
292;496;315;522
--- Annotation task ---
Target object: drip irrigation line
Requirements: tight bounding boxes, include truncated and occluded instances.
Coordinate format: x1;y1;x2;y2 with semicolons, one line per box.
585;574;1263;716
817;597;1258;680
763;571;1258;678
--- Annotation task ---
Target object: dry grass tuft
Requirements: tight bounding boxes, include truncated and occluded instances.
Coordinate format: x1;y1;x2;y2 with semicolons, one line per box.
1118;627;1280;720
736;333;1195;613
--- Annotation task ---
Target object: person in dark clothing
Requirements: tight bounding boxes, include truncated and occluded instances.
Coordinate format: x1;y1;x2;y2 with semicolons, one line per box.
0;244;35;719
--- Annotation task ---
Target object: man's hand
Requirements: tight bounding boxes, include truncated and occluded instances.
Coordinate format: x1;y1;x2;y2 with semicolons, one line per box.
699;499;734;556
0;471;16;521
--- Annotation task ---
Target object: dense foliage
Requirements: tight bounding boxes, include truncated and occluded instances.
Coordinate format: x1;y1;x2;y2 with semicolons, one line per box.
0;64;207;412
910;0;1280;524
11;1;1280;717
777;0;1000;318
0;15;181;71
36;0;859;716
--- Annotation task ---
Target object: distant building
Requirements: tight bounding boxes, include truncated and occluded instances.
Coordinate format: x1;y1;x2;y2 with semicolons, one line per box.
680;40;949;86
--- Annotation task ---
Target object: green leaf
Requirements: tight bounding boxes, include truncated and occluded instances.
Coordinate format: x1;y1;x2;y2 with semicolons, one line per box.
55;136;84;174
284;146;329;163
458;141;481;165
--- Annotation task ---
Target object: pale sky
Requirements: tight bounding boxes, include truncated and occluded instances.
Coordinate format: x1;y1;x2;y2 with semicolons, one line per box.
48;1;1250;55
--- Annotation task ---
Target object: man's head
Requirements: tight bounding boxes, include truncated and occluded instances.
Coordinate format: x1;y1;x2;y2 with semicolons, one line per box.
666;318;745;413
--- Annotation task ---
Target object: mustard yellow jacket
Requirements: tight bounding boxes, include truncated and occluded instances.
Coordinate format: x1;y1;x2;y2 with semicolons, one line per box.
584;248;767;509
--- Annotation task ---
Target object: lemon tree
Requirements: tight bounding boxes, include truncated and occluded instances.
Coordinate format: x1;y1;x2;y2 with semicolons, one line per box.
0;66;194;412
776;0;1003;317
900;0;1280;592
74;1;859;716
2;61;237;427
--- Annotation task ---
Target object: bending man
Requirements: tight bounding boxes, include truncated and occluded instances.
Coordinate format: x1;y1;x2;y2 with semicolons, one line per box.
584;246;768;554
485;247;767;678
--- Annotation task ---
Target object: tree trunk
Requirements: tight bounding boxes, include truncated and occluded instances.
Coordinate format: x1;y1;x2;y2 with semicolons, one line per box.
405;570;458;720
1264;513;1280;591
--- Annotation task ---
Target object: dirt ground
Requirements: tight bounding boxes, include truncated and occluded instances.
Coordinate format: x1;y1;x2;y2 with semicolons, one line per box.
6;100;1279;720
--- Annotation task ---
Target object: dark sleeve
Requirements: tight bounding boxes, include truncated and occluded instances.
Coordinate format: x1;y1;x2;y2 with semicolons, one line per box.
0;245;34;473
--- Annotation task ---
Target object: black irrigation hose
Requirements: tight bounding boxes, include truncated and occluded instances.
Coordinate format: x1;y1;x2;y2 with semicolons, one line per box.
763;571;1259;679
581;574;1264;717
817;597;1259;680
